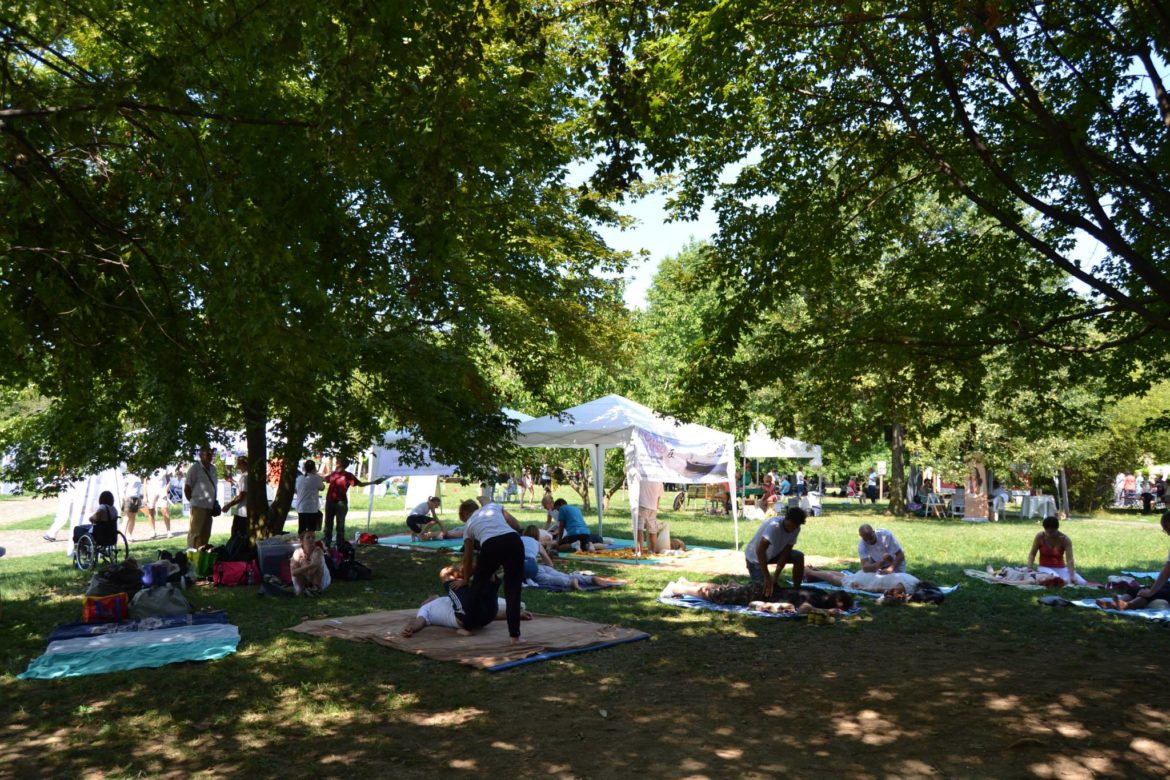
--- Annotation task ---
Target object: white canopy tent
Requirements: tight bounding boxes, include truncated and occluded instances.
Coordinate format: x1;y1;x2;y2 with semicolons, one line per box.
365;432;459;530
514;394;740;547
742;424;823;466
741;424;824;496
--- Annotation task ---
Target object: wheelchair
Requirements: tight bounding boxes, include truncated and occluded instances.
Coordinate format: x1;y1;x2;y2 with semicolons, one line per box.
73;521;130;571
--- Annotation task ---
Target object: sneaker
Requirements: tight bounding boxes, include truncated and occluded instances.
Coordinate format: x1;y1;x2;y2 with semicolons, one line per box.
42;534;55;542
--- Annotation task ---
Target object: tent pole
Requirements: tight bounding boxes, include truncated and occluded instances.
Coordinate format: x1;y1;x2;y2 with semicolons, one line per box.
730;441;740;551
366;449;376;532
593;444;605;536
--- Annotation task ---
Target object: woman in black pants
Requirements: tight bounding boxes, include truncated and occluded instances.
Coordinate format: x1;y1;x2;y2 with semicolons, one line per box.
458;499;526;643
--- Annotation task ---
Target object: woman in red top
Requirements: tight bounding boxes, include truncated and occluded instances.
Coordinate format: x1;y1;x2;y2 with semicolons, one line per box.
323;457;384;548
761;475;779;515
1026;516;1086;586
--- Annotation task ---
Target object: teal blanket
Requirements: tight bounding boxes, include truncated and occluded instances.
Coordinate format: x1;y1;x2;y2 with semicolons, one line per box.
19;624;240;680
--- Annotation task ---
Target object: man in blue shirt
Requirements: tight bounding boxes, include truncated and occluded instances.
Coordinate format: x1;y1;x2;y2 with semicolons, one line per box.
551;498;593;552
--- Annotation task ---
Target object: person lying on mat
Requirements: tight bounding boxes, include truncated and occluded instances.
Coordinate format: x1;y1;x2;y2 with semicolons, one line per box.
744;506;807;597
458;499;526;644
858;525;906;574
805;567;947;604
550;499;593;552
1097;512;1170;611
419;526;465;541
405;496;444;541
290;530;331;597
1026;516;1087;586
805;565;920;594
662;577;853;615
400;568;532;637
521;527;626;590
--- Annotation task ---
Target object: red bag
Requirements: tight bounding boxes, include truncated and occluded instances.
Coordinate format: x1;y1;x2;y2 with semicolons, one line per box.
278;558;292;586
83;592;130;624
212;560;260;587
357;532;379;545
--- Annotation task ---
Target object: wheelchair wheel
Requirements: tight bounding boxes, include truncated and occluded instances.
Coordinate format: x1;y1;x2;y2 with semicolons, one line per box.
74;536;97;571
103;532;130;566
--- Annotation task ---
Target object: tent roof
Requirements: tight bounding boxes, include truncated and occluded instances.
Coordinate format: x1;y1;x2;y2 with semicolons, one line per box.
515;394;732;450
742;424;823;462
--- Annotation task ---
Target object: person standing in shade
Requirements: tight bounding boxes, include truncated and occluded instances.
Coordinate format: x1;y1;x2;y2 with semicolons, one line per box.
745;506;807;597
458;499;525;644
184;447;218;549
294;460;325;535
221;455;249;540
122;470;145;540
857;524;906;574
323;457;384;548
143;468;172;539
635;480;665;556
865;468;879;504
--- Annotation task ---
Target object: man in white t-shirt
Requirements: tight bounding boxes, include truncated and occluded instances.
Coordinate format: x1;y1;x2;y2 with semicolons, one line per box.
294;460;325;535
744;507;806;596
635;480;665;557
222;455;249;540
857;524;906;573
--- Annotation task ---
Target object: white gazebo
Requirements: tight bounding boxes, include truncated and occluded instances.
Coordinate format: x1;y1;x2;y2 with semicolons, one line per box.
514;394;740;546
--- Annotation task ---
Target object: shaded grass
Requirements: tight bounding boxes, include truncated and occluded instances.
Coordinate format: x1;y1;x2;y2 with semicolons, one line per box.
3;492;1169;777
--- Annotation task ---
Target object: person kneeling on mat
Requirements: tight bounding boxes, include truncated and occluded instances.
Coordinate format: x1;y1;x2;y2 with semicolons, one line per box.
400;566;532;637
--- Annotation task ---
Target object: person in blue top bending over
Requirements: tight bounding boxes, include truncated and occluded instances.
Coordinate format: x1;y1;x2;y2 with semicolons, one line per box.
551;498;593;553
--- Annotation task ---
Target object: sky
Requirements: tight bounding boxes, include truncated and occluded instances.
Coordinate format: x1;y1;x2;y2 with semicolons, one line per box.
595;189;717;309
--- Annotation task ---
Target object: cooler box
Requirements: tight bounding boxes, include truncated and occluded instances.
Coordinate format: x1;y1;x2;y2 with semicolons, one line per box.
257;541;296;586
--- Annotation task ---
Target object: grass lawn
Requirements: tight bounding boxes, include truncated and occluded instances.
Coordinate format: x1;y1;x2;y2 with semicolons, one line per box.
3;488;1170;778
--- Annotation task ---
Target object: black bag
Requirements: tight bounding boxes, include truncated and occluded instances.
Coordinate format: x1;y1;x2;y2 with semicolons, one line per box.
86;560;144;598
220;533;253;563
338;559;372;581
210;500;223;517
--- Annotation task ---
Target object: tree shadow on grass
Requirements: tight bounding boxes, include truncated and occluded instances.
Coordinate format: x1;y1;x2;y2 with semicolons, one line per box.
4;548;1170;778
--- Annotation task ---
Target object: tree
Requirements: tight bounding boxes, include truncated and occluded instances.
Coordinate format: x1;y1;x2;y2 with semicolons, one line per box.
0;1;628;537
592;1;1170;363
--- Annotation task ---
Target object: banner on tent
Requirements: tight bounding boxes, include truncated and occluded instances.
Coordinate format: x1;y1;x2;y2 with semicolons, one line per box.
630;429;732;483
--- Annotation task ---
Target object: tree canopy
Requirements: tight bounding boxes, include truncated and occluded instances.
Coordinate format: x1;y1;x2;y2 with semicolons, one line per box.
0;1;628;528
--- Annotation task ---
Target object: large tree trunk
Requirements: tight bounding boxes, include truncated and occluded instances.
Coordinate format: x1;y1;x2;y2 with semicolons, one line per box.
243;399;270;545
888;421;906;515
268;424;308;535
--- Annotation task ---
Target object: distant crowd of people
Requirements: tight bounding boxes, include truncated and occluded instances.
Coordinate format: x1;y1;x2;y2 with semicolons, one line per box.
1114;472;1167;514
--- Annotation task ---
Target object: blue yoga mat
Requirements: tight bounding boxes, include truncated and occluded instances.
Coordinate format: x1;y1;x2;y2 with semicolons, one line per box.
1070;599;1170;622
486;634;650;672
658;593;862;619
802;581;960;599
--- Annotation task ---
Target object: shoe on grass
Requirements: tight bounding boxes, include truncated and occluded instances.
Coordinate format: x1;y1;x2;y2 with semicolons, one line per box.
43;534;55;542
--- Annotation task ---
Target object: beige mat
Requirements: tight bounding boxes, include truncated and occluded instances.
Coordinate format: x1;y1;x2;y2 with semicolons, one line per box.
287;609;649;670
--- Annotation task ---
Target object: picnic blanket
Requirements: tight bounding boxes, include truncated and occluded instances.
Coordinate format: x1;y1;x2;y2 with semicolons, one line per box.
47;611;230;642
522;575;626;593
965;567;1104;590
804;580;961;599
377;534;464;552
658;592;862;619
287;609;648;671
1122;570;1162;580
18;618;240;680
963;568;1051;590
1070;599;1170;623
